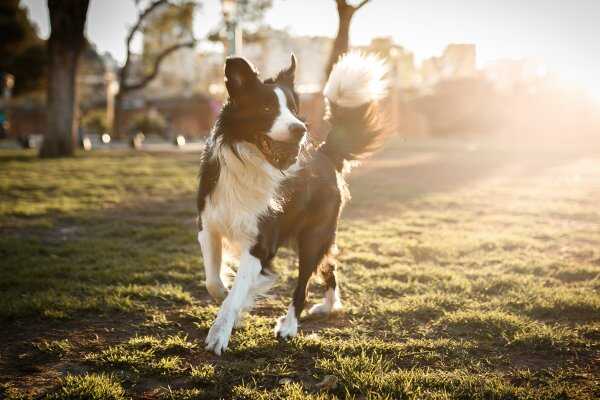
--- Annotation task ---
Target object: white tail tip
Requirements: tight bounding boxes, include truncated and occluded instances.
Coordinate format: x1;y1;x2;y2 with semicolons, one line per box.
323;51;388;108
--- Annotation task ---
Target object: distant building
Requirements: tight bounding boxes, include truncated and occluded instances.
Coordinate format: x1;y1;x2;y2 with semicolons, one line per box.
421;43;477;86
195;49;227;97
356;37;419;89
483;58;546;92
443;44;477;77
119;94;217;138
101;52;119;74
242;28;333;93
78;43;110;109
420;57;441;87
8;42;115;138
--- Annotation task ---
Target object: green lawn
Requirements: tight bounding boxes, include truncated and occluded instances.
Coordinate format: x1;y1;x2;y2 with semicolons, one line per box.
0;138;599;399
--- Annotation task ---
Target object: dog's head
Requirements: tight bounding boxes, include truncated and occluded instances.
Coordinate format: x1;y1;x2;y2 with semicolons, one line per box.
221;54;306;170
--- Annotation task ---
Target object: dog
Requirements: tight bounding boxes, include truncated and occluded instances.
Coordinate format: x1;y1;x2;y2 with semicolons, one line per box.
196;52;388;355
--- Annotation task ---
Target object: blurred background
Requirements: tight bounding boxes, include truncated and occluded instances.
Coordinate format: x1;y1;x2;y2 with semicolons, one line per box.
1;0;599;152
2;3;600;396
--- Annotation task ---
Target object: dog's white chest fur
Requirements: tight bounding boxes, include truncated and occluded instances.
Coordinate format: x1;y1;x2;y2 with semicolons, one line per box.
201;140;285;249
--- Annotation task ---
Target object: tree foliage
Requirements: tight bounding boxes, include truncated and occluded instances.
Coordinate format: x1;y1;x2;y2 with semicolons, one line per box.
207;0;273;44
236;0;273;26
129;111;167;136
0;0;39;59
112;0;197;136
81;109;109;134
0;0;47;96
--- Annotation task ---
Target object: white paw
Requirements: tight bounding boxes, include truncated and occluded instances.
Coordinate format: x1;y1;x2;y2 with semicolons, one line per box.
274;313;298;339
308;301;343;316
206;280;228;303
205;317;233;355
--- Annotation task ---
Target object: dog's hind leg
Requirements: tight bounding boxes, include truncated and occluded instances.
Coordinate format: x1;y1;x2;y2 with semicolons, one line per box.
275;225;335;338
308;245;343;316
198;229;227;302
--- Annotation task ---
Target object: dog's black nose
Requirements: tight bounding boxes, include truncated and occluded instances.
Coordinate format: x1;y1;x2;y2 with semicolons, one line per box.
289;123;306;141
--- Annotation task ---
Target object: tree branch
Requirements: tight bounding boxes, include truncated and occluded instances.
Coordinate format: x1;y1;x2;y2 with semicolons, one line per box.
327;0;371;75
355;0;371;10
121;40;195;92
128;0;168;50
336;0;353;13
336;0;371;11
120;0;169;83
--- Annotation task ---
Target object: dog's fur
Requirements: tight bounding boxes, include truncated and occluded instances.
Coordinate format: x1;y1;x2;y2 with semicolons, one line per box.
197;52;388;355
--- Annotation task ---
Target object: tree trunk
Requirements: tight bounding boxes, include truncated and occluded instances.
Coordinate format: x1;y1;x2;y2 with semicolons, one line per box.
112;91;125;139
40;0;89;158
40;44;79;157
325;5;355;76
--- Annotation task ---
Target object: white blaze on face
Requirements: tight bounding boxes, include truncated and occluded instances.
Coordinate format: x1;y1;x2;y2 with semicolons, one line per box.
267;87;304;142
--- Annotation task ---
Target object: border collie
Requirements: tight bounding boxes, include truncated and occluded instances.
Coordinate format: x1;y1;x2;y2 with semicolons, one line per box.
197;52;388;355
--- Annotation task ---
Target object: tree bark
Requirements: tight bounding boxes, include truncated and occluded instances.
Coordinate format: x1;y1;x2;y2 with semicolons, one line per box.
112;91;125;138
40;0;89;158
325;0;372;77
326;5;354;76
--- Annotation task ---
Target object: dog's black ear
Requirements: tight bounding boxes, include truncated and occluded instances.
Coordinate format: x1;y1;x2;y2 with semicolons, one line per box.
276;53;296;88
225;57;260;100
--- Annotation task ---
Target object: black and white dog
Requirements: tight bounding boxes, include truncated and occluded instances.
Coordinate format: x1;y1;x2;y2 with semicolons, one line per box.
197;52;388;355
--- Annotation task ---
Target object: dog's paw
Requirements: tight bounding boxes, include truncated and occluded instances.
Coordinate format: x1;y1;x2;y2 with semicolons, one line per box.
274;314;298;339
205;317;233;355
308;301;343;316
206;280;228;303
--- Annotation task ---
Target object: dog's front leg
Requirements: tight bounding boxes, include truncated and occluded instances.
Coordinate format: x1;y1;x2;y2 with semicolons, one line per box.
198;229;227;302
205;250;261;355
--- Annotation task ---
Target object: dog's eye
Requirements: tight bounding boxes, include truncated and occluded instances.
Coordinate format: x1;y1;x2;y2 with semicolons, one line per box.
263;106;272;113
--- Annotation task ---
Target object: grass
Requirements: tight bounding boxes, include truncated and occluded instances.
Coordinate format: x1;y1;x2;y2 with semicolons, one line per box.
34;339;73;357
45;373;127;400
0;139;599;399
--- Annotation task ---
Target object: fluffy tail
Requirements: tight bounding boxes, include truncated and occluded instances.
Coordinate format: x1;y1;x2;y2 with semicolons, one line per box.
321;52;390;171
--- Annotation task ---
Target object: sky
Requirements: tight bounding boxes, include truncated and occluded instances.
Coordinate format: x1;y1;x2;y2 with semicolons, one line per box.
22;0;600;98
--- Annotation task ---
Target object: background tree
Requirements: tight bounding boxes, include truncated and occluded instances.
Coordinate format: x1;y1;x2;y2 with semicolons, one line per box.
206;0;272;49
112;0;196;138
325;0;372;76
233;0;272;30
0;0;47;96
40;0;89;158
128;110;167;136
81;109;108;135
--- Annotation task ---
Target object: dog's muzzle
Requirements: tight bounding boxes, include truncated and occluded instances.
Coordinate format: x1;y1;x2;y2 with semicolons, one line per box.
255;134;300;170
